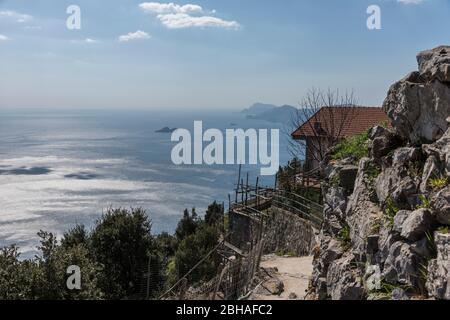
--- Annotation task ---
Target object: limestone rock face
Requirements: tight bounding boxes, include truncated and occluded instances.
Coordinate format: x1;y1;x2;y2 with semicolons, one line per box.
375;147;421;206
420;155;442;193
326;254;365;300
393;210;411;234
310;46;450;300
417;46;450;83
345;158;381;254
432;187;450;225
423;127;450;182
383;46;450;144
382;241;426;288
426;232;450;300
376;224;400;266
391;288;410;300
369;126;402;159
322;184;347;236
400;209;436;241
338;165;359;194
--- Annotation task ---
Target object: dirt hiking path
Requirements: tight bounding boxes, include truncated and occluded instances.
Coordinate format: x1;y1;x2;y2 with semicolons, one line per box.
250;255;313;300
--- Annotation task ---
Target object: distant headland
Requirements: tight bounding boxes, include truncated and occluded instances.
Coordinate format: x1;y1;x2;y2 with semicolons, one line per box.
155;127;177;133
242;103;298;123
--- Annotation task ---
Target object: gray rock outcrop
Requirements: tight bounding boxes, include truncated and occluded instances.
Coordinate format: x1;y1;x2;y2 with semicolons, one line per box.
426;231;450;300
309;46;450;300
383;46;450;144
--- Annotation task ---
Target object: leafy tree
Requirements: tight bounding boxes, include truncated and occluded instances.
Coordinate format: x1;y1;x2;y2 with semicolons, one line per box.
36;230;60;299
0;245;43;299
175;208;199;241
154;232;177;260
35;230;103;300
0;202;227;300
61;225;89;249
50;244;104;300
204;201;224;227
173;224;220;284
90;207;154;299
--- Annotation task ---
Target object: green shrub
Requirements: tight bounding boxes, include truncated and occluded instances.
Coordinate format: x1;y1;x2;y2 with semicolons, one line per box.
0;202;227;300
338;225;351;251
330;173;340;187
370;216;383;235
90;208;155;299
428;176;449;190
370;281;411;300
365;162;381;184
172;224;220;284
384;197;399;227
204;201;224;227
437;226;449;234
416;195;431;209
175;208;200;241
332;131;369;161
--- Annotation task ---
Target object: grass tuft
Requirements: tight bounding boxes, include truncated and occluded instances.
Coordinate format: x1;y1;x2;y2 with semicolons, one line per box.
332;131;369;161
383;197;399;228
416;195;431;210
428;176;449;190
337;225;351;251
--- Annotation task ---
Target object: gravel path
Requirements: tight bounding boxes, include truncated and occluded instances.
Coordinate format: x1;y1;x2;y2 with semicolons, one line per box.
251;255;313;300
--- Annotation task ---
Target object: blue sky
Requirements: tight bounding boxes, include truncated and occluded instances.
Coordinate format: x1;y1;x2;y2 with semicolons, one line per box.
0;0;449;110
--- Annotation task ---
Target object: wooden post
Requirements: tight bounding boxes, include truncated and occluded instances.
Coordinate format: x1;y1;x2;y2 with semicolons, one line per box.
241;179;244;204
255;177;259;208
274;172;278;190
245;172;249;205
293;162;296;186
235;165;241;203
146;255;151;300
221;201;225;233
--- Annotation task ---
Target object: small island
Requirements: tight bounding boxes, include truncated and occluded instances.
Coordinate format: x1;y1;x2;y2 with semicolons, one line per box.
155;127;177;133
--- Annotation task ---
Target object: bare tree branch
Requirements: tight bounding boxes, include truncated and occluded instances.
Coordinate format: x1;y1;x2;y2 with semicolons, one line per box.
285;88;359;169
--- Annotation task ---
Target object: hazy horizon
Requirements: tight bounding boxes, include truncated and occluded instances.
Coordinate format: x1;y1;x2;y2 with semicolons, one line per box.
1;0;450;110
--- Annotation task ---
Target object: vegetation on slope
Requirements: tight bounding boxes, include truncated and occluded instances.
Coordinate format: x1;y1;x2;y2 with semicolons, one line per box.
0;202;225;300
332;130;369;161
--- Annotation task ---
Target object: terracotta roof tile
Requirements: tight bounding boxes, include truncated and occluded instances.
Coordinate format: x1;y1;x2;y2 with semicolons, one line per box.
291;106;389;139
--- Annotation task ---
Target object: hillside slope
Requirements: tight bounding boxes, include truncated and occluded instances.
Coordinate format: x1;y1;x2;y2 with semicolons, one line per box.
309;46;450;300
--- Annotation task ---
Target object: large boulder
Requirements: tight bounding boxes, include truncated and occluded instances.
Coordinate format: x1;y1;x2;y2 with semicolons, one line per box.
426;232;450;300
431;187;450;225
417;46;450;83
393;210;412;234
311;236;344;299
312;237;344;279
383;46;450;144
376;223;401;266
368;126;402;160
400;209;436;241
322;186;347;236
423;127;450;177
338;165;359;194
326;254;365;300
375;148;421;206
346;158;382;254
382;241;426;289
420;155;443;193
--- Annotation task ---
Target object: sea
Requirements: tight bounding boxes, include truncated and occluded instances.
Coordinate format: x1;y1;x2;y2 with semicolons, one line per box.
0;109;292;257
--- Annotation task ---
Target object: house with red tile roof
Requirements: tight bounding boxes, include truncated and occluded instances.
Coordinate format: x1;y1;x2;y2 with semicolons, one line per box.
291;106;389;171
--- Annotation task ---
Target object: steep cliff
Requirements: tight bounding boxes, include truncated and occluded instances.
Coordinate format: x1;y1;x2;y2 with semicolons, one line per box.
309;46;450;300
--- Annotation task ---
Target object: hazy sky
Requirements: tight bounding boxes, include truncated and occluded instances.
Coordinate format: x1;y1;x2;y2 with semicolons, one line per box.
0;0;449;110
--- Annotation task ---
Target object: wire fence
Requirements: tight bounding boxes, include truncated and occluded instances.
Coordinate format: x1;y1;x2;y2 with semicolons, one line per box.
150;233;265;301
139;167;323;301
